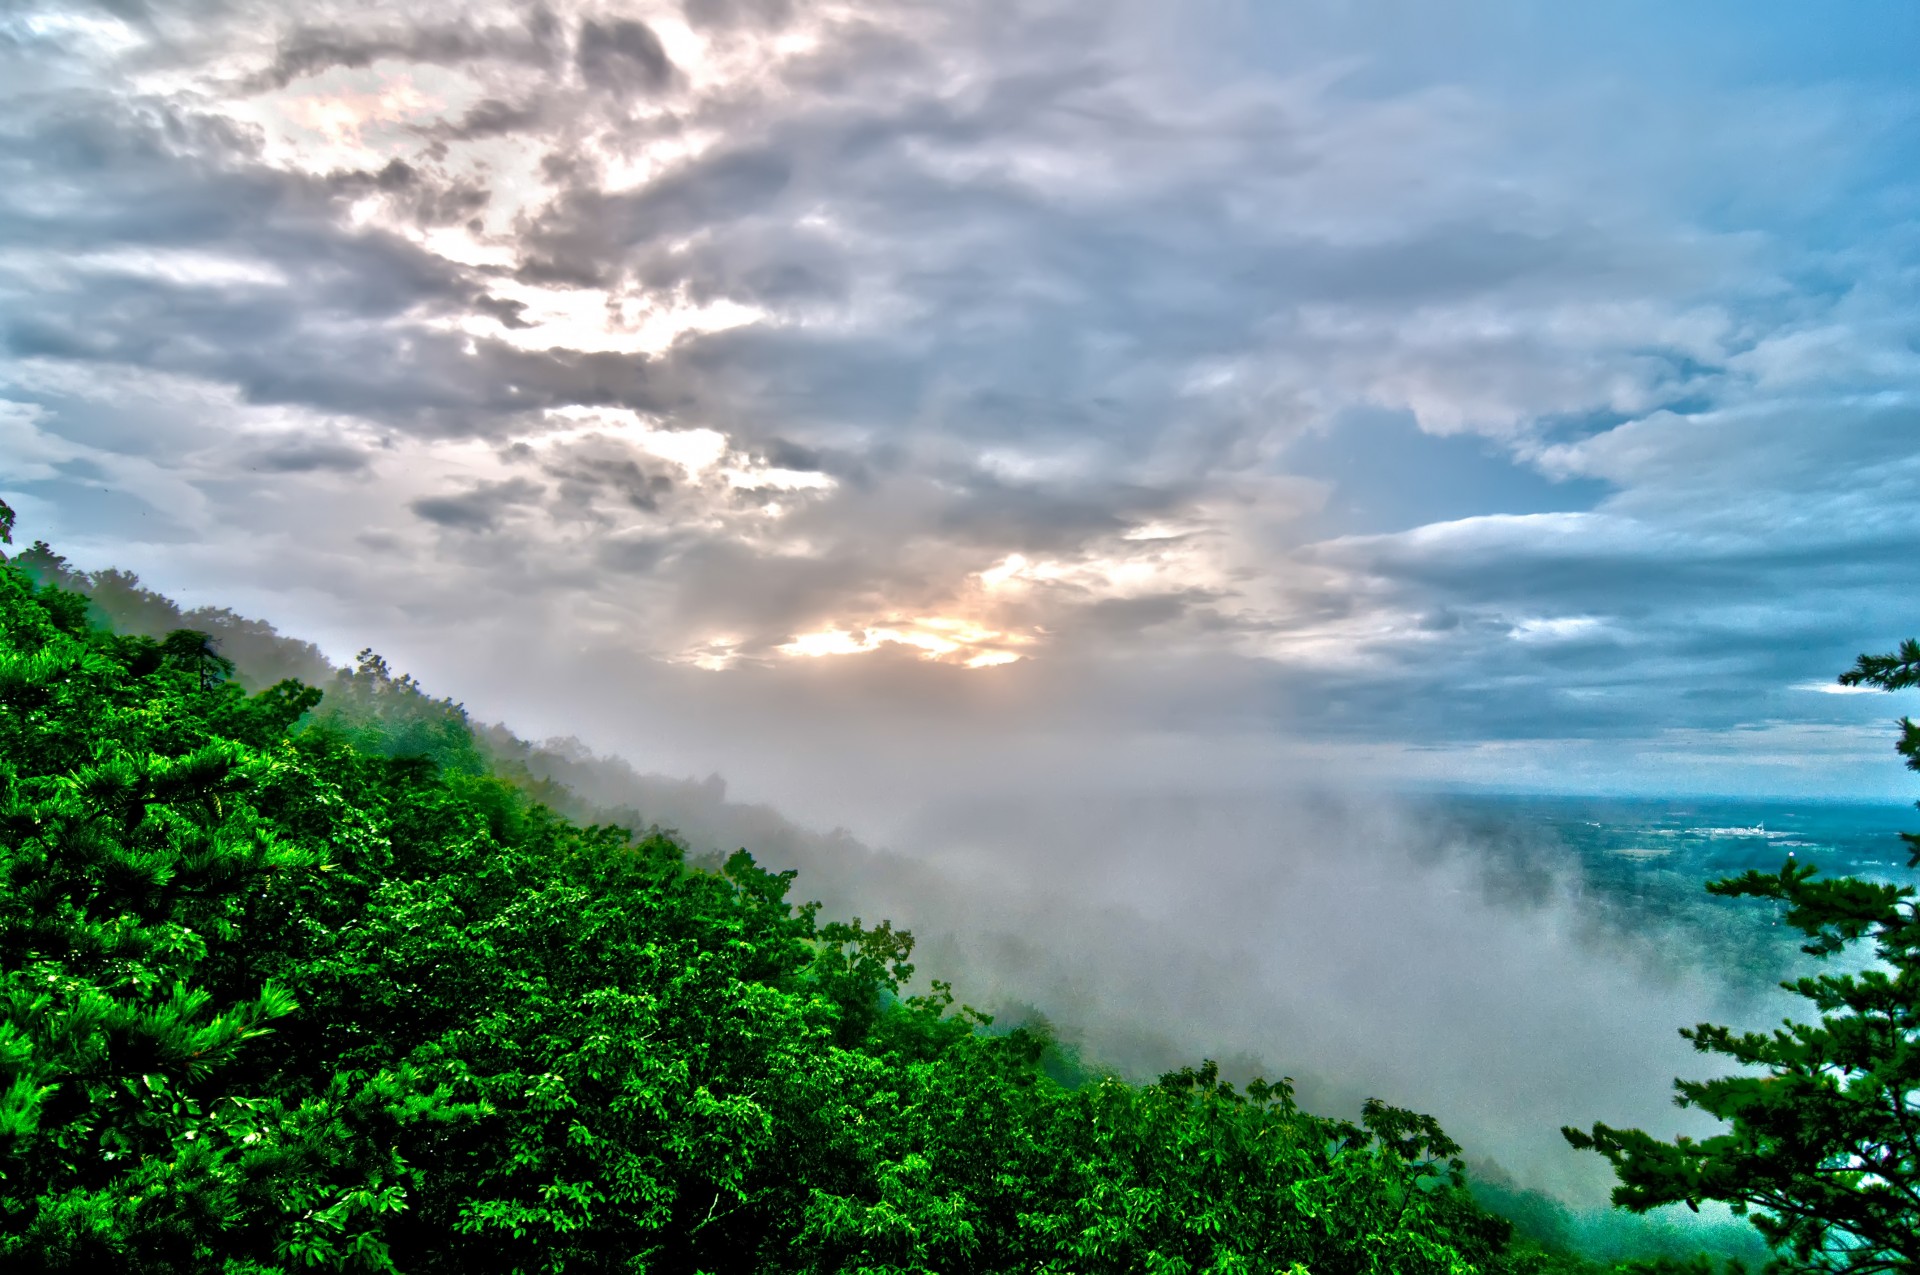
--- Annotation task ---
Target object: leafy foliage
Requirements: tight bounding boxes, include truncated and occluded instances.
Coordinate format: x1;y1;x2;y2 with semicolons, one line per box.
0;532;1662;1273
1566;647;1920;1274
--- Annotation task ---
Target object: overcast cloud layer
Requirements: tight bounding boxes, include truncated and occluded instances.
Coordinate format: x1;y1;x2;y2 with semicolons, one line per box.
4;0;1920;813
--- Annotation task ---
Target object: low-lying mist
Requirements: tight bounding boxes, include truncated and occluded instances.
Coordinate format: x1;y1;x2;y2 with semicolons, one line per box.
506;736;1795;1223
43;557;1785;1258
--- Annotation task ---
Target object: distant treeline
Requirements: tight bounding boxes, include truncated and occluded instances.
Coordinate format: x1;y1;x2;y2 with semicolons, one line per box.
0;524;1757;1273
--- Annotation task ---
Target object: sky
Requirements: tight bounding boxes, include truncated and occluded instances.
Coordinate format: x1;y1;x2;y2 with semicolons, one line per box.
4;0;1920;825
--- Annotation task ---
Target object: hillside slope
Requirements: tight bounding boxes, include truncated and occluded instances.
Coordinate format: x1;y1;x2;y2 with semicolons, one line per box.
0;528;1735;1273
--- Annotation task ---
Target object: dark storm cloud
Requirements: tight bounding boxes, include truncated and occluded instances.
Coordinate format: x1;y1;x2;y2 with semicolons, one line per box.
431;97;547;140
755;437;826;473
5;298;656;431
516;146;793;285
0;99;476;305
243;10;566;91
930;471;1176;551
411;476;545;530
472;294;534;329
575;18;674;93
332;158;492;227
624;223;852;308
249;440;373;474
537;441;677;514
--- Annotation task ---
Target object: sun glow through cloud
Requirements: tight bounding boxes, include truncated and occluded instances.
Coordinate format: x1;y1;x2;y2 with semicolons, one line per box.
777;617;1030;668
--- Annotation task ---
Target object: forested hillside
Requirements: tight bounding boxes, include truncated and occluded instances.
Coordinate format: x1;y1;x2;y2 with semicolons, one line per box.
0;519;1758;1273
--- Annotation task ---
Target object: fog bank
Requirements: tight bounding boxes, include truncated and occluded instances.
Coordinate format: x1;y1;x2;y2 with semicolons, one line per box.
516;741;1794;1209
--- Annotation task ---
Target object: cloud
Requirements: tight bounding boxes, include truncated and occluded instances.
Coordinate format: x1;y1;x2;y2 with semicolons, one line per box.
242;11;566;92
0;0;1916;800
574;18;674;94
433;96;546;140
410;475;545;530
249;440;373;473
680;0;793;33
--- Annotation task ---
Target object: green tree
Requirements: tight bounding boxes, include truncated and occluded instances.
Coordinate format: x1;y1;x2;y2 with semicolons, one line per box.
1564;644;1920;1274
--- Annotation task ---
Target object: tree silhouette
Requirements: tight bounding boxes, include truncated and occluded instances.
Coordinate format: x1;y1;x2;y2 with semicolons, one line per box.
160;628;237;691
